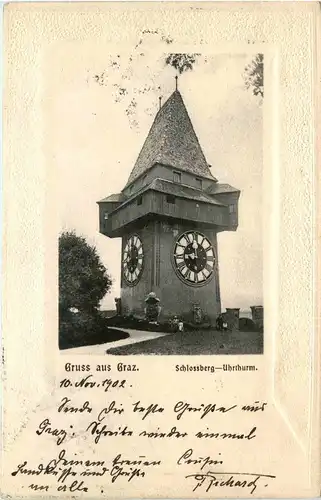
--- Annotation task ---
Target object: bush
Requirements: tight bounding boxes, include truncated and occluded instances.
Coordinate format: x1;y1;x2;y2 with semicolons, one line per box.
59;310;129;349
59;231;112;313
239;317;257;331
59;231;114;348
59;309;98;347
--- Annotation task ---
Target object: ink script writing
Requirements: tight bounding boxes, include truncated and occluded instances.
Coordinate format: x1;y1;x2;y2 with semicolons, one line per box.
9;363;275;495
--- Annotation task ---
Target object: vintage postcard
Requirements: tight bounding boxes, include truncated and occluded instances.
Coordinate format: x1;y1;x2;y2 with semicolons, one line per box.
1;2;320;498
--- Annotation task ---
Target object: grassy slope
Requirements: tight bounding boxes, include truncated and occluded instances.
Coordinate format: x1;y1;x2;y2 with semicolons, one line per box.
107;329;263;355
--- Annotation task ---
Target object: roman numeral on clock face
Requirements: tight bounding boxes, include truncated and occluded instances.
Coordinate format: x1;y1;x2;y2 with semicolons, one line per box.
205;263;213;273
198;234;205;245
198;271;206;282
185;269;192;281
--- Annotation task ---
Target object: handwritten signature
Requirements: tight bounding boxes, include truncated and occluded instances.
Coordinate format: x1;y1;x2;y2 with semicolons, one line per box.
185;471;276;494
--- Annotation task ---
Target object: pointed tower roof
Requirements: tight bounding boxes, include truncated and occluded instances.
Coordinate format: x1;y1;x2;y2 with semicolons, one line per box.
124;90;217;188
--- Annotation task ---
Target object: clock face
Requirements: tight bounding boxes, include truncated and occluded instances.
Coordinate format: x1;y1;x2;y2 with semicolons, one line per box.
122;235;144;286
173;231;216;286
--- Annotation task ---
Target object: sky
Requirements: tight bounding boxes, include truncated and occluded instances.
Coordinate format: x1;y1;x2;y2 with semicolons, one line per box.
51;44;263;311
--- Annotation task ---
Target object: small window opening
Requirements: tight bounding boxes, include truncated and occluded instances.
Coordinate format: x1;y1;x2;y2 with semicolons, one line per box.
137;195;143;205
104;212;109;220
195;177;202;189
229;204;236;214
166;194;176;204
173;171;181;183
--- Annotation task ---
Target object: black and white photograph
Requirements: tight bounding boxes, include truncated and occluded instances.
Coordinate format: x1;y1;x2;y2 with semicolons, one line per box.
57;47;264;355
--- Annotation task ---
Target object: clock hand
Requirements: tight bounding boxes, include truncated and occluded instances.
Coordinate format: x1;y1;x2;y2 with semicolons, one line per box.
194;245;202;271
192;238;198;248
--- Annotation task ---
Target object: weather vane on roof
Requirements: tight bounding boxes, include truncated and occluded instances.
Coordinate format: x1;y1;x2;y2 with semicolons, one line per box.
175;75;178;91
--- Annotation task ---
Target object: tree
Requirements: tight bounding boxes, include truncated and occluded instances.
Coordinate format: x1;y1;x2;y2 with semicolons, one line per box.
243;54;264;98
165;53;201;74
59;231;112;314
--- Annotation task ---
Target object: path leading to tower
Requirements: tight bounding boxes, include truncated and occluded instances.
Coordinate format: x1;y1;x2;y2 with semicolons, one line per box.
107;328;263;355
61;328;170;355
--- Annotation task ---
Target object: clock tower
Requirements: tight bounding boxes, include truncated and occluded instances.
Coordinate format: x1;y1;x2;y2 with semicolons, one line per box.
98;87;240;324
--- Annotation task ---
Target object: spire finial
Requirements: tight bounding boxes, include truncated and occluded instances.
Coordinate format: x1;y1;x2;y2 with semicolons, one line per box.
159;96;162;111
175;75;178;91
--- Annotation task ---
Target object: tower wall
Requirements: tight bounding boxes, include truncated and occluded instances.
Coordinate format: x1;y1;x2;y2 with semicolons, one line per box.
121;220;221;323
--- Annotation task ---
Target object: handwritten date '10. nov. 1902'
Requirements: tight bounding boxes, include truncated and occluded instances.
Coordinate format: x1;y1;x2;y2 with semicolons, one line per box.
8;367;275;496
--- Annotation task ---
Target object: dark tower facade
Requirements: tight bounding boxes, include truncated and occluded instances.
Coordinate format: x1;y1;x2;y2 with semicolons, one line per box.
98;89;240;323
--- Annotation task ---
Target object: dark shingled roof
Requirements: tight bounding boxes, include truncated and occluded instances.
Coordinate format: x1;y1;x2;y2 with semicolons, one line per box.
110;178;225;213
124;90;216;188
207;183;240;195
98;193;125;203
149;179;224;206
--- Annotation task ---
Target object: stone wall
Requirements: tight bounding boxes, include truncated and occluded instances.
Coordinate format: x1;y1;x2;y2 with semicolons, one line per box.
225;308;240;330
250;306;264;330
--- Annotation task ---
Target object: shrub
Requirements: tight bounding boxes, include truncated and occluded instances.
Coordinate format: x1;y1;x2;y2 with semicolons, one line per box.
59;231;112;313
59;231;113;347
